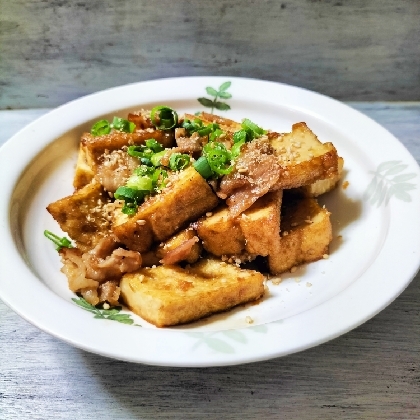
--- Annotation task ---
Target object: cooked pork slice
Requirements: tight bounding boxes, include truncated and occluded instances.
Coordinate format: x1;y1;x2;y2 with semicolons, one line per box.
218;138;281;216
82;236;142;281
96;149;138;193
156;228;201;265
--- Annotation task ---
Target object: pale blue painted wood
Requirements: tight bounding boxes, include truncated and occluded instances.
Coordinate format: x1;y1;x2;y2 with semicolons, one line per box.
1;0;420;108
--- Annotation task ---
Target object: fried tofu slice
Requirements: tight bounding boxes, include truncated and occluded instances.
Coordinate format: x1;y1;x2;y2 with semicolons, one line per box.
112;166;219;252
239;190;282;256
268;196;333;274
294;156;344;197
47;182;110;252
196;206;245;256
74;143;96;190
190;114;339;188
269;122;339;189
197;191;282;258
120;258;265;327
73;129;175;189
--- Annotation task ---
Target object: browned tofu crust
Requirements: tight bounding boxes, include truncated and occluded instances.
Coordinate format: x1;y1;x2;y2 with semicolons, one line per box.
196;206;245;256
112;166;219;251
268;196;333;274
47;182;111;252
269;122;339;189
120;259;265;327
73;129;175;189
197;191;282;258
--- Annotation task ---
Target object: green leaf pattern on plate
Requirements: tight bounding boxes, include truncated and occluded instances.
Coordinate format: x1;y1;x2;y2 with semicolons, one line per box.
364;160;417;206
72;297;140;326
185;320;282;354
198;81;232;113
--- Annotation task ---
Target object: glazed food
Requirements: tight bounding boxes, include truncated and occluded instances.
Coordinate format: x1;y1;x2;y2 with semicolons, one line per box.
46;107;343;327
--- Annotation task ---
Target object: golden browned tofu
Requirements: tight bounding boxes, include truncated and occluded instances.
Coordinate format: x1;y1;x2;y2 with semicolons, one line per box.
73;129;175;189
270;122;339;189
196;206;245;256
73;143;96;189
120;258;265;327
294;156;344;197
156;227;201;265
239;191;282;256
188;115;339;191
47;182;110;252
112;166;219;251
197;191;282;258
81;129;174;165
268;196;333;274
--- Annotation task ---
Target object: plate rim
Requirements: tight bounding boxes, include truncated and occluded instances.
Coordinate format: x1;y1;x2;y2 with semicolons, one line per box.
1;76;420;367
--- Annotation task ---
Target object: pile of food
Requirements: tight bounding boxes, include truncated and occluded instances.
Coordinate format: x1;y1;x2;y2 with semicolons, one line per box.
46;106;343;327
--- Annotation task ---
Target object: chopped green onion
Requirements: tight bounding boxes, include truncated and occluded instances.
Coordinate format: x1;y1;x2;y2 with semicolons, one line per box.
241;118;267;140
114;165;169;215
44;230;73;251
127;146;144;158
127;140;164;164
114;186;145;215
91;119;111;136
91;117;136;136
193;156;213;179
151;150;167;167
114;186;145;201
233;129;248;144
112;117;136;134
134;165;155;176
169;153;190;171
204;142;234;176
126;174;153;191
145;138;164;153
231;140;245;158
209;128;224;142
151;106;178;130
152;168;168;191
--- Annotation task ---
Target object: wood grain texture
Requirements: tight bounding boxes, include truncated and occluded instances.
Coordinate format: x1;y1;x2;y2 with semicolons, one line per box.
0;103;419;419
1;0;420;109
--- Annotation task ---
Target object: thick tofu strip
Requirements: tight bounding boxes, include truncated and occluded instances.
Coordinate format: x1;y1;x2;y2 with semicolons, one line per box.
120;258;265;327
113;166;219;251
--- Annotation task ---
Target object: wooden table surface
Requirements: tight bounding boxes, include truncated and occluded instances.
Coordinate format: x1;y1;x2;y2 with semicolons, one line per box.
0;103;419;420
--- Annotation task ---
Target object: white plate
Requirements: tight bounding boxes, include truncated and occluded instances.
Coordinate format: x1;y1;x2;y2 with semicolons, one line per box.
1;77;419;367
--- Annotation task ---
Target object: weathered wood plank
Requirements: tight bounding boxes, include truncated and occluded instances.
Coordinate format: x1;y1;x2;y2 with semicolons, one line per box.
1;0;420;109
0;104;419;419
